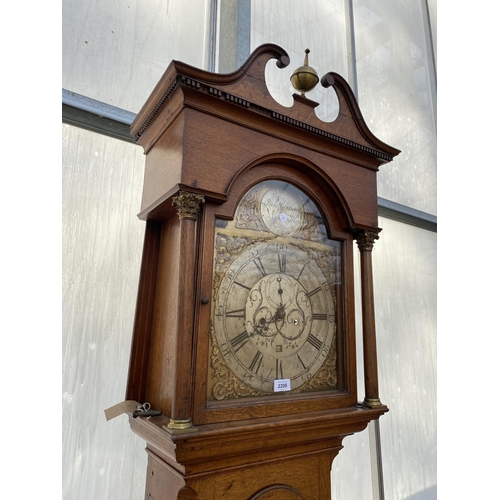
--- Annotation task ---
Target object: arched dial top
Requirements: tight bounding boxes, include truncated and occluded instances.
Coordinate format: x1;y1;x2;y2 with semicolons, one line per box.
209;180;342;400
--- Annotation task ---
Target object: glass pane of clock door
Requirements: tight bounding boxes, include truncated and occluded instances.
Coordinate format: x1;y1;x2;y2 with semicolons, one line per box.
208;180;343;402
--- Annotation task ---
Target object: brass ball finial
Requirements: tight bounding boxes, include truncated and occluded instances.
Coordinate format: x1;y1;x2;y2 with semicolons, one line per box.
290;48;319;96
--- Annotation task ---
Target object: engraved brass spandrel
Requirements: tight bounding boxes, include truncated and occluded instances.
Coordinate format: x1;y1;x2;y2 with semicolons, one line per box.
290;334;338;393
298;210;324;242
213;233;275;296
292;241;342;285
234;187;267;232
209;321;270;400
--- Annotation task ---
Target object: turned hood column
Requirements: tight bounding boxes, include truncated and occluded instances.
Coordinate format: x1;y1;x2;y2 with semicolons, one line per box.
353;229;385;409
168;191;205;431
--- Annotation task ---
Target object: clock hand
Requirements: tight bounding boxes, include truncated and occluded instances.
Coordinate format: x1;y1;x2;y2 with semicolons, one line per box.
272;277;287;334
277;277;284;306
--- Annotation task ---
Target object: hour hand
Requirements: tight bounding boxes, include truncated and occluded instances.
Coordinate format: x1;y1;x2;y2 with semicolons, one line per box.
276;277;284;306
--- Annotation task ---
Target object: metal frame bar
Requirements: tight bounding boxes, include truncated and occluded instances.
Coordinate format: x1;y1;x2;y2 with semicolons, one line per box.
62;89;136;144
378;197;437;232
369;420;385;500
208;0;218;72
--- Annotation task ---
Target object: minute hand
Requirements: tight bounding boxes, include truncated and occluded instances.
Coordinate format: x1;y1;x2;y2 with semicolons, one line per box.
273;277;287;331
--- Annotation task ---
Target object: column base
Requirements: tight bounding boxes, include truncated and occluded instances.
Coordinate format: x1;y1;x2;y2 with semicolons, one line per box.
362;398;388;410
163;418;198;434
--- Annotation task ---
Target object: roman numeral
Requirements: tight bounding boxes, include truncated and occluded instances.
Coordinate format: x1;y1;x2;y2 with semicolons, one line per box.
225;309;245;318
249;351;263;374
307;286;322;298
297;264;306;281
230;331;249;352
297;353;307;370
276;359;284;379
253;257;266;276
278;253;286;273
312;313;327;321
234;281;251;291
306;333;322;350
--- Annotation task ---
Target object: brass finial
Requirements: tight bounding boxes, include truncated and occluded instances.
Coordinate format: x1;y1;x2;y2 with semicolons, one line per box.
290;48;319;96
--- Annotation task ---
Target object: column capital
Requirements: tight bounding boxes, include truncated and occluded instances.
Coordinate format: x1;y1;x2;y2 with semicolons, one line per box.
353;229;380;252
172;191;205;220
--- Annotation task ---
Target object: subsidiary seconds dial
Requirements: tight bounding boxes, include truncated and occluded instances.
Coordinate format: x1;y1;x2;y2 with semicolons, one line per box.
213;242;335;393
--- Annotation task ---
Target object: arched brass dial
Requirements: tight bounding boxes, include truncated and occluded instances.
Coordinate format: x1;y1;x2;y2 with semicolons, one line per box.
209;180;341;400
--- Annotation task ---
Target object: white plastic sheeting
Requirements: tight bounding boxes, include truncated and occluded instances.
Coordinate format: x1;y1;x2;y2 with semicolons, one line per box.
353;0;437;215
251;0;349;123
374;217;437;499
62;125;147;499
62;0;211;113
332;217;436;499
250;0;437;216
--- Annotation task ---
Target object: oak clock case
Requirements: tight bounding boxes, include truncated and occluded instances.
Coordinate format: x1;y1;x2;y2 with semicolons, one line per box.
198;174;352;423
121;43;399;500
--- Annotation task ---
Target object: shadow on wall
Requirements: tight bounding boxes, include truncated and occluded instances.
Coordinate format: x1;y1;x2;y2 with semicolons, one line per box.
404;484;437;499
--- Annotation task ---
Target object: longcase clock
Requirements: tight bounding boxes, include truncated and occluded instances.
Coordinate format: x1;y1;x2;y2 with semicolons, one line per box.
124;44;400;499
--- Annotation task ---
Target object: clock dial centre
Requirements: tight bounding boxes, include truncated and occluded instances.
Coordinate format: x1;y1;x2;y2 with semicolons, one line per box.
245;273;312;357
